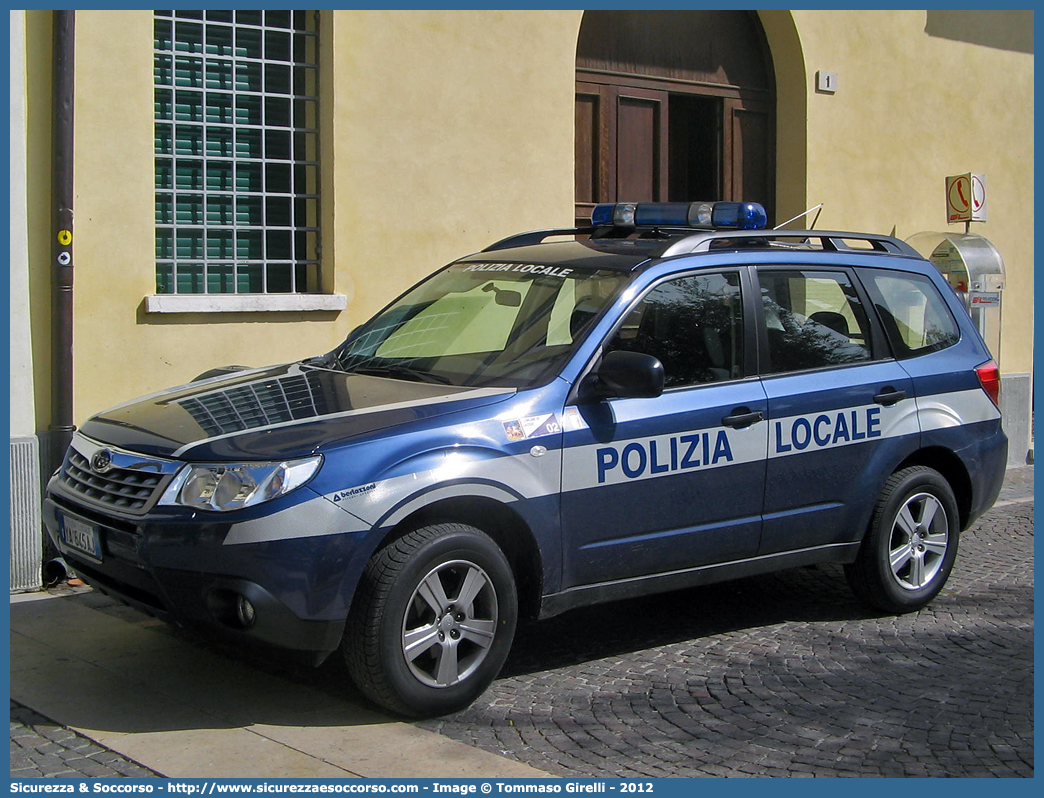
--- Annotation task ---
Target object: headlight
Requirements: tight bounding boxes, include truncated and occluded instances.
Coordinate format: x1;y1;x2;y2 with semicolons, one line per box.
159;455;322;512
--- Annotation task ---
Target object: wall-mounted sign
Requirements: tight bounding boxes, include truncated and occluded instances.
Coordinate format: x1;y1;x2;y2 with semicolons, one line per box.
946;173;987;223
969;291;1000;307
815;70;838;93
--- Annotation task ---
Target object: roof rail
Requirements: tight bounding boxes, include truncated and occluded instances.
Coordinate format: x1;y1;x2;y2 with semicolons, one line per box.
660;229;922;259
483;227;924;260
483;228;590;253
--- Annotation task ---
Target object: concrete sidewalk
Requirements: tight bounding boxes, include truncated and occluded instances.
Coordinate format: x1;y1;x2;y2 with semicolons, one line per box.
994;462;1034;505
10;593;547;779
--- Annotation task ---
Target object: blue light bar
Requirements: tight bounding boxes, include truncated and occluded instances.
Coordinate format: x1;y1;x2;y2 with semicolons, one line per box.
633;203;694;226
708;202;769;230
590;201;768;231
590;203;636;227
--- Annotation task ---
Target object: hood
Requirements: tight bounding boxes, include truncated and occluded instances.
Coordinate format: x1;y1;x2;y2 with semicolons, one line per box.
78;363;514;461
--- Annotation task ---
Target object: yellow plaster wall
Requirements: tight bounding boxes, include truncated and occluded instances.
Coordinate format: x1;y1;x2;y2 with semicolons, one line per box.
789;10;1034;374
758;10;808;227
30;10;1033;427
71;12;163;421
325;10;580;335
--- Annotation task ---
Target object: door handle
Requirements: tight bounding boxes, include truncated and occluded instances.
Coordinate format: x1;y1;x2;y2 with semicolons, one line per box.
873;388;907;407
722;408;764;429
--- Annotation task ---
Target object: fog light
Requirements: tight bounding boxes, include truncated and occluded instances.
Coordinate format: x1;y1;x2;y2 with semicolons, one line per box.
235;595;256;628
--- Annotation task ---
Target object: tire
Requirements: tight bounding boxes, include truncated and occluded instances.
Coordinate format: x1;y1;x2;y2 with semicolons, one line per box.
845;466;960;614
344;523;517;718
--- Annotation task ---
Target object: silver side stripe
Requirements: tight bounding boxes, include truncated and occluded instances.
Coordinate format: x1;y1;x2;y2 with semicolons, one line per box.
224;387;998;545
225;448;561;545
916;389;1001;430
325;449;561;526
769;400;919;458
562;388;995;493
224;492;366;545
563;422;767;492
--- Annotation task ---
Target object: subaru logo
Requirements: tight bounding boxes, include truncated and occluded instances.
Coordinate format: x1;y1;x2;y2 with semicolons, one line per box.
90;449;114;474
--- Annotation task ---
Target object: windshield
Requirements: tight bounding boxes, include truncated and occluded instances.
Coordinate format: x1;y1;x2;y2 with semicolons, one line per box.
329;262;630;388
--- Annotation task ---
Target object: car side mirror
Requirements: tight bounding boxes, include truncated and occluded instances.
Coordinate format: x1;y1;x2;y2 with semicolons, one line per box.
586;350;664;400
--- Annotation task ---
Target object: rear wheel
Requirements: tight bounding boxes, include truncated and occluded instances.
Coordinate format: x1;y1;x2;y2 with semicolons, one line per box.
845;466;960;613
344;523;517;718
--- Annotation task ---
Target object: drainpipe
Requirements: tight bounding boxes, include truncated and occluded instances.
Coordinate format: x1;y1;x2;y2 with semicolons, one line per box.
49;10;75;474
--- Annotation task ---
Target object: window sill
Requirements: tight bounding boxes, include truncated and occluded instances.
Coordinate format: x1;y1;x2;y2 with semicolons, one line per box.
145;294;347;314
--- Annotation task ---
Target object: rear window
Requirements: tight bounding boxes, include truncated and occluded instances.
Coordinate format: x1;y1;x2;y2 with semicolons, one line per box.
860;269;961;358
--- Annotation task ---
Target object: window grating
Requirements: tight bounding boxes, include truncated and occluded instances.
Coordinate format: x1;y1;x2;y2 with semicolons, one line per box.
154;10;320;295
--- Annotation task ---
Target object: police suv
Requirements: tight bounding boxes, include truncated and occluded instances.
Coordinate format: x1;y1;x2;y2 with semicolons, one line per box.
44;201;1007;717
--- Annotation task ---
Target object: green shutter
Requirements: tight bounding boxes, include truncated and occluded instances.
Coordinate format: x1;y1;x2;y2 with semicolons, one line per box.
154;10;320;295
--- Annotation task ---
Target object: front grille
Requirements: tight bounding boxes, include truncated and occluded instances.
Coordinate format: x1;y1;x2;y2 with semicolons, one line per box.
61;450;163;510
57;434;182;514
51;494;139;535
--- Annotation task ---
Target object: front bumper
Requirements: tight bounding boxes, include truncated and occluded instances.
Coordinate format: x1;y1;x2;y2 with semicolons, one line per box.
43;490;355;655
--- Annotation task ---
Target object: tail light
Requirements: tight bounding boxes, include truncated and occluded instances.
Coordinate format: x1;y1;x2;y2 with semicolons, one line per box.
975;360;1001;408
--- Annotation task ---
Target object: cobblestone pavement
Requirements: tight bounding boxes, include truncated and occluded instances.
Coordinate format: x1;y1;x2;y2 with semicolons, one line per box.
997;464;1034;503
418;501;1034;778
12;478;1033;779
10;701;160;779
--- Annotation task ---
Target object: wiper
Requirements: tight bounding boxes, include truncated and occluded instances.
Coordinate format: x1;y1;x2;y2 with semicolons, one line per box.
350;363;453;385
300;352;341;371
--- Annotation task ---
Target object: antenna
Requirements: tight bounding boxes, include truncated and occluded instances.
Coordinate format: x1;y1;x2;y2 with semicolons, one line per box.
774;203;824;230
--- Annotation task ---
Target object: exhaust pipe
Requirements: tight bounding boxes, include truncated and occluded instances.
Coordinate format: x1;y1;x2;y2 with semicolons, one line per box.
43;557;69;587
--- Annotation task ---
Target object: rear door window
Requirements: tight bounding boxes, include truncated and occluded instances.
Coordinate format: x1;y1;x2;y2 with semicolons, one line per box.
756;269;874;374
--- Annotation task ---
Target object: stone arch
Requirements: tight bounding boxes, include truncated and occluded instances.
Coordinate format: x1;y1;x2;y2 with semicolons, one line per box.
574;10;807;225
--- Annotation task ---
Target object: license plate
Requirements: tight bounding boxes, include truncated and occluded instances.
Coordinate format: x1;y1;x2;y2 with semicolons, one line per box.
59;514;102;561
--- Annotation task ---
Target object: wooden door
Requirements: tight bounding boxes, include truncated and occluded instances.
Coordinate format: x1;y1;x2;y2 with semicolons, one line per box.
575;83;668;225
575;11;775;226
725;99;774;213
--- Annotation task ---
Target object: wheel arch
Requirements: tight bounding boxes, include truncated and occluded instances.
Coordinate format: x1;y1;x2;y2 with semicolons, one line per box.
374;495;545;621
895;446;974;530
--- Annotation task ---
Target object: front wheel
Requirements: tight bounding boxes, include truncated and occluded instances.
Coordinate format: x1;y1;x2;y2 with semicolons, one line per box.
845;466;960;614
344;523;517;718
